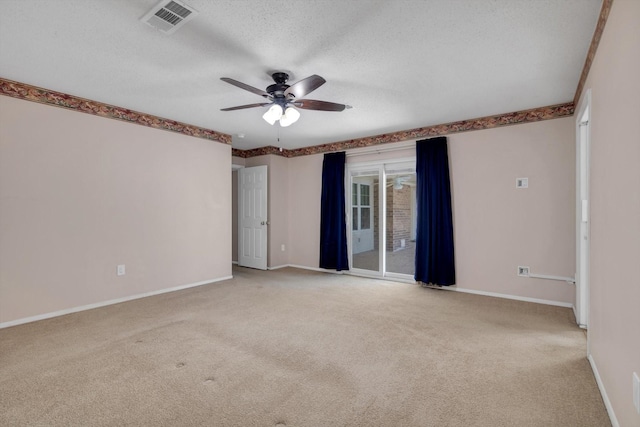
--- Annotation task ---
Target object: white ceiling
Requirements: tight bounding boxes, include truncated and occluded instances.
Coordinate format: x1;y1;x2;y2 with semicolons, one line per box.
0;0;601;151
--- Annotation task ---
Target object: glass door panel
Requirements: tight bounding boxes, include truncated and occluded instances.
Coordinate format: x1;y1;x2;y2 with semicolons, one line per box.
384;169;417;276
350;170;380;273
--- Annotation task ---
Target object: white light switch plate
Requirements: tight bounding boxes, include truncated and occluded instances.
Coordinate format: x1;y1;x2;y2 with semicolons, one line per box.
117;265;126;276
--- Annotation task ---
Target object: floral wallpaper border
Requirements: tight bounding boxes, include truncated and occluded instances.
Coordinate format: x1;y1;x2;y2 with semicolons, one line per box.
232;146;284;158
233;102;575;159
0;78;575;160
0;78;232;145
574;0;613;105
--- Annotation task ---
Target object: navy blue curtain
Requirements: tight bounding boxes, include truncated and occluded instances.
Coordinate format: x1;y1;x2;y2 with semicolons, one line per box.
415;137;455;285
319;152;349;271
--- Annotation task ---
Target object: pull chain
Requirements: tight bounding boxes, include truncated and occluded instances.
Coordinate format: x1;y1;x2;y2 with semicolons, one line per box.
277;126;283;152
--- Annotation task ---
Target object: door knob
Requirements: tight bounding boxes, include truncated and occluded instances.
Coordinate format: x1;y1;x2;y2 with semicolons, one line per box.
261;221;265;225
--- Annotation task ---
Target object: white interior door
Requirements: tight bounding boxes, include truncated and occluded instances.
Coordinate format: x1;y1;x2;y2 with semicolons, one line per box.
238;165;268;270
576;92;590;328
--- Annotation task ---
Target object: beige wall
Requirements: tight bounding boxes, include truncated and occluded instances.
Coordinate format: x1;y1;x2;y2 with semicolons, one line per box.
450;118;575;303
266;155;290;268
232;156;245;167
287;117;576;304
0;96;232;324
577;0;640;425
287;154;324;268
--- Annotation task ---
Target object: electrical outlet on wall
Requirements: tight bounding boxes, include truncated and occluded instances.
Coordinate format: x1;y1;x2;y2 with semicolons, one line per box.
517;266;530;277
281;244;285;252
117;265;126;276
516;177;529;188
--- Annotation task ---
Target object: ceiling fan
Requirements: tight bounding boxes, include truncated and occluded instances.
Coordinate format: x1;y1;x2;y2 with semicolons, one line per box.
387;176;416;190
220;72;351;127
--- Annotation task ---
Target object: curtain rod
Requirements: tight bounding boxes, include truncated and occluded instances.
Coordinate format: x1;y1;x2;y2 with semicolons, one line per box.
346;141;416;157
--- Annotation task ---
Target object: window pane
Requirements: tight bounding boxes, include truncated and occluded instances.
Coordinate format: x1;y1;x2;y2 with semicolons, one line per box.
361;185;370;206
352;207;359;230
361;207;370;229
352;183;358;205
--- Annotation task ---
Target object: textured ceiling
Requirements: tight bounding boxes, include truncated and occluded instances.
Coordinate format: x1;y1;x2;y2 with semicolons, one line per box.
0;0;601;150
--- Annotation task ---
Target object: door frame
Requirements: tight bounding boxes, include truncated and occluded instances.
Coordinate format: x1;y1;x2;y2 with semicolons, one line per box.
575;89;591;330
346;157;416;280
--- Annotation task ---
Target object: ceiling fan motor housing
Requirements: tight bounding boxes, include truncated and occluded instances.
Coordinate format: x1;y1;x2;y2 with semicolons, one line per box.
267;72;291;100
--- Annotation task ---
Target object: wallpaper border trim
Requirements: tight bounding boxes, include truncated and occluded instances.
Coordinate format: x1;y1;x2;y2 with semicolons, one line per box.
574;0;613;105
0;77;232;145
0;78;574;159
233;102;575;158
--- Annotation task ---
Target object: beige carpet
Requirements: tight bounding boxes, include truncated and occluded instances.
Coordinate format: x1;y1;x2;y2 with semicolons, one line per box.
353;242;416;275
0;267;609;426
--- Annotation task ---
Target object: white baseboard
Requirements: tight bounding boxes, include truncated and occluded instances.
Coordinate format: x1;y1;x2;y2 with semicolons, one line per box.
0;275;233;329
570;305;589;329
588;354;620;427
444;286;573;308
232;260;238;265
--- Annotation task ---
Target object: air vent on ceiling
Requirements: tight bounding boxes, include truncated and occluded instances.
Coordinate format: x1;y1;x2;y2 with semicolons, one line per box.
140;0;198;34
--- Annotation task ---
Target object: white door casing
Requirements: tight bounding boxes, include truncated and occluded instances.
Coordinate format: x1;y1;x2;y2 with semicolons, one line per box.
575;90;591;329
238;165;268;270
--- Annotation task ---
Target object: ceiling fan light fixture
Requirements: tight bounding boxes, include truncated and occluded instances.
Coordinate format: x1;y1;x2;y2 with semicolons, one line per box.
222;73;349;126
279;106;300;127
262;104;283;125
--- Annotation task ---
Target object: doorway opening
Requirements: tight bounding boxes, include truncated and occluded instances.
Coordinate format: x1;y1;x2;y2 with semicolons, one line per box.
348;160;416;280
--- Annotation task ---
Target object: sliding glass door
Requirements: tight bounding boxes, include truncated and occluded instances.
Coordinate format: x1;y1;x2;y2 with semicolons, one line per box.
348;160;416;279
